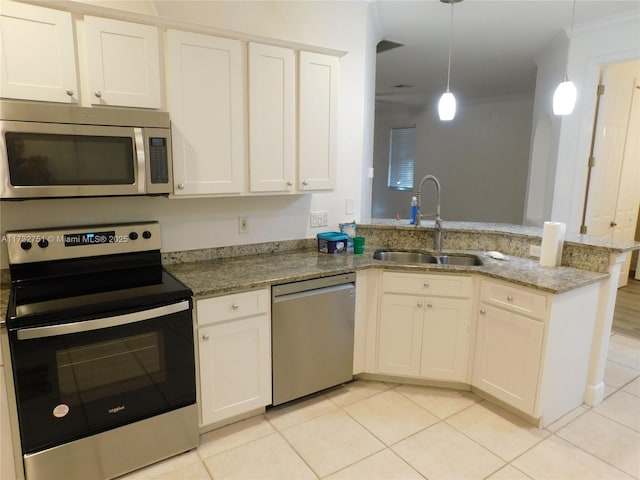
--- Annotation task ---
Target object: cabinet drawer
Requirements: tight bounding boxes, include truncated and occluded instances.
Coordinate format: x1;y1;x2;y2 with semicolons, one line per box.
197;289;269;326
382;272;472;298
480;280;547;320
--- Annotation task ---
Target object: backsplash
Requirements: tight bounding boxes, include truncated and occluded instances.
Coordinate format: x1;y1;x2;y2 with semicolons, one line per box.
162;238;316;265
358;221;616;274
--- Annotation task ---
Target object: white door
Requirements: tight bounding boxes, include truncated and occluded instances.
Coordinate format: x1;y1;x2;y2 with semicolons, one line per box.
587;60;640;286
167;30;245;195
612;68;640;286
420;297;470;382
473;304;543;415
248;43;296;193
0;1;78;103
198;315;271;426
377;293;424;376
298;51;339;191
83;16;161;108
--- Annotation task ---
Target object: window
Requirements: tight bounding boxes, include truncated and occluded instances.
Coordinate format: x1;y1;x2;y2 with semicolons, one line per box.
387;126;415;190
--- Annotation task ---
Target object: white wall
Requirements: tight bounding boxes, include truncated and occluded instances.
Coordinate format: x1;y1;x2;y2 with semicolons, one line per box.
0;1;377;268
372;95;533;223
528;12;640;233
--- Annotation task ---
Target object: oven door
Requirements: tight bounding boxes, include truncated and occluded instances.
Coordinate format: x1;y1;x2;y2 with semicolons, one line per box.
8;300;195;455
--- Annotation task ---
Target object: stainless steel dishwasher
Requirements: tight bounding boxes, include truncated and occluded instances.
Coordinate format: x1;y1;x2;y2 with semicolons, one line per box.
271;273;356;406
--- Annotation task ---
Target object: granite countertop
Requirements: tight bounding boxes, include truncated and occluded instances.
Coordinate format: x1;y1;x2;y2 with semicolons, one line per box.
165;246;608;299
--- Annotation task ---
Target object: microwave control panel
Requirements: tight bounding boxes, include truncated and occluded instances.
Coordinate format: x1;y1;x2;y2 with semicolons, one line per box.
149;137;169;184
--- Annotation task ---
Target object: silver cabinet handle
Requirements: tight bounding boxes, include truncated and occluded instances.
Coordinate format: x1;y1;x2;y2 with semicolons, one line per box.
232;303;239;310
95;90;102;98
427;302;433;308
480;309;486;314
287;181;293;186
302;180;309;186
177;184;185;190
202;334;210;341
417;301;423;308
507;295;514;301
423;282;430;287
17;301;190;340
66;89;74;96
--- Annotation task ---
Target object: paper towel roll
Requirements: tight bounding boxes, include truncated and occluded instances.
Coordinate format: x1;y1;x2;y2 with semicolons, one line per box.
540;221;566;267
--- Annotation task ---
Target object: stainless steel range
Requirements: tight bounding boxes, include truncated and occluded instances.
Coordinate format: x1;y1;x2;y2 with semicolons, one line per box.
1;221;198;480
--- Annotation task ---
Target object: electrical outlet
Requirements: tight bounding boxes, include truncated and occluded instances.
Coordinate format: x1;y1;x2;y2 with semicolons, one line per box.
310;211;329;228
529;245;541;257
238;216;248;234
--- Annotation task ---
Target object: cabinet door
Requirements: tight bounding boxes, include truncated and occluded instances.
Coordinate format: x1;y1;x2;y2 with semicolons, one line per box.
298;51;339;191
83;16;161;108
377;293;423;376
167;30;245;195
198;314;271;426
248;43;296;193
0;1;78;103
420;297;471;382
473;304;543;414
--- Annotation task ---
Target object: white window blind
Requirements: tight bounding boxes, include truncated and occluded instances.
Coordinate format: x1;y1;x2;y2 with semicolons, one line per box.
387;126;415;191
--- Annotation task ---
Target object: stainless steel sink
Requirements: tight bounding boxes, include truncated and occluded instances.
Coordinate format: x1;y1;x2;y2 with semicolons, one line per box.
436;254;482;266
373;250;482;266
372;250;438;264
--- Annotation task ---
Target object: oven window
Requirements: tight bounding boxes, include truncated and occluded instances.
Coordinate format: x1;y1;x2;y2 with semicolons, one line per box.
6;132;135;186
56;331;166;406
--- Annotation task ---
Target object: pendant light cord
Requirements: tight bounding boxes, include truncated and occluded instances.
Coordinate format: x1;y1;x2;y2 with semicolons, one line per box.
445;1;454;92
563;0;577;81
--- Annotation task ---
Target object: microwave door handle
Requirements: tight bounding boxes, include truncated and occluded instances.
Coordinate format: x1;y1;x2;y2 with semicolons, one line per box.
16;300;190;340
134;128;146;194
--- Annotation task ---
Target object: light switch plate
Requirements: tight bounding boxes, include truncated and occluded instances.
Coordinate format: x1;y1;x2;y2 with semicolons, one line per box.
346;198;355;215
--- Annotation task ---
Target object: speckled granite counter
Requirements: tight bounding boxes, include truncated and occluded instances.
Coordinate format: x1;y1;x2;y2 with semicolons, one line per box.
361;220;640;274
164;246;607;299
3;220;636;317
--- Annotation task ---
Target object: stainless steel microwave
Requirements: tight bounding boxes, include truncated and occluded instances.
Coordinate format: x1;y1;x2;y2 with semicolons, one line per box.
0;100;173;199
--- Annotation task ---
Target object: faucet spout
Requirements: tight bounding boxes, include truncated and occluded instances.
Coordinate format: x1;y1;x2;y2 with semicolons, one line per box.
415;174;443;251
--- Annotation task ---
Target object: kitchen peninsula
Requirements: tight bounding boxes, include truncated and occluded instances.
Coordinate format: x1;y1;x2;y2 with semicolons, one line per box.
1;221;638;436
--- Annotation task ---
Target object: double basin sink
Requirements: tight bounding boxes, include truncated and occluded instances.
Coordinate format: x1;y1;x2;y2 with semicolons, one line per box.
373;250;482;266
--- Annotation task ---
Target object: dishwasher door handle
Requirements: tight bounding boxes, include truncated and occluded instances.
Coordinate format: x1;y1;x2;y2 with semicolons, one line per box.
273;283;355;304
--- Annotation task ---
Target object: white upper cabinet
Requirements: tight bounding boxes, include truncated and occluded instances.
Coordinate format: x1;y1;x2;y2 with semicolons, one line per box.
83;16;161;108
167;29;246;196
0;1;78;103
298;51;339;191
248;43;296;193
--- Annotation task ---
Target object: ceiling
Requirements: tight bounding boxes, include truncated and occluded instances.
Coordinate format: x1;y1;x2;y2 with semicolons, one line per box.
374;0;640;108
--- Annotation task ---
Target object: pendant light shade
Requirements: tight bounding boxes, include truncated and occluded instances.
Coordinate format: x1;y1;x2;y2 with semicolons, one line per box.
438;0;462;122
438;91;456;121
553;0;578;116
553;79;577;115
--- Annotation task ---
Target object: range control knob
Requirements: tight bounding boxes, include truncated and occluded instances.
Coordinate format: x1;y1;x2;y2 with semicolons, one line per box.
129;232;139;241
37;239;49;249
142;231;152;239
20;241;32;250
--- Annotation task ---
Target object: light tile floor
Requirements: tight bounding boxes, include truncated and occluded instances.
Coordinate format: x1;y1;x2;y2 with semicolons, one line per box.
120;333;640;480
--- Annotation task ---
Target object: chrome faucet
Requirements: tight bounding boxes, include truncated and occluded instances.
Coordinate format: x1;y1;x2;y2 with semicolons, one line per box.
415;174;443;251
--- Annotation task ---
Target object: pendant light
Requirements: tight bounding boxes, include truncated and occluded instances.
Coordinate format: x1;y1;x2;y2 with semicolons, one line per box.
553;0;578;116
438;0;462;121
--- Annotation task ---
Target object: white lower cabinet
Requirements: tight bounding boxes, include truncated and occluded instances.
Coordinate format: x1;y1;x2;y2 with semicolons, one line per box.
196;289;271;427
472;278;600;426
473;303;543;414
376;273;472;382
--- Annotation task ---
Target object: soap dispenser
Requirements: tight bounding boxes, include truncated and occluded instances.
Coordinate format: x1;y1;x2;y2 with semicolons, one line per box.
410;196;418;225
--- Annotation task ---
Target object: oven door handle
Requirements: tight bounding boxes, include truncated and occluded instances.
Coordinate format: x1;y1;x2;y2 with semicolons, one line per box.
16;300;191;340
